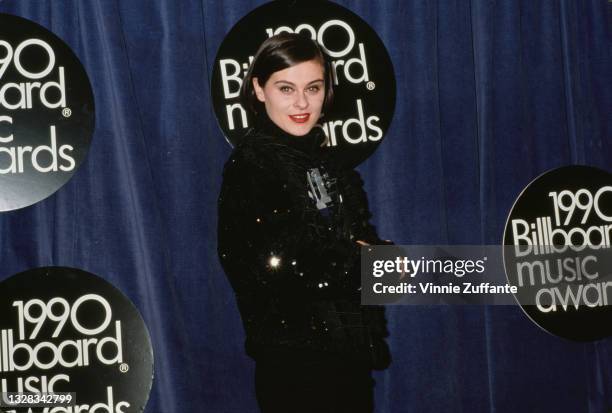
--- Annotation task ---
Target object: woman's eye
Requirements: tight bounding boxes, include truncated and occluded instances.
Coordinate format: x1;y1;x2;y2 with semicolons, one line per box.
307;86;320;93
280;86;293;93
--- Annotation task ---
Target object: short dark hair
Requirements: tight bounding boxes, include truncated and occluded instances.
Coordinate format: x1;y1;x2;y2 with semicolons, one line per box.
240;33;334;117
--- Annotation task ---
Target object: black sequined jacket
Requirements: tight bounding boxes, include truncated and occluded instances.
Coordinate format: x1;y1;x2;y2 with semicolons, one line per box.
217;121;390;370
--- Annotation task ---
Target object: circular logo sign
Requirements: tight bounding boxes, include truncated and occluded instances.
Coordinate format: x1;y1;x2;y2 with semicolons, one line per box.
503;166;612;341
211;0;396;168
0;267;153;412
0;14;95;212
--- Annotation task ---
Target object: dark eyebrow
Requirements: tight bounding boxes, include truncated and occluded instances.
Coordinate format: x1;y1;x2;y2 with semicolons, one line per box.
273;79;324;86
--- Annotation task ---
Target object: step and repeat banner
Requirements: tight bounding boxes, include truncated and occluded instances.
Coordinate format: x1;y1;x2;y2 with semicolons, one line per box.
0;14;93;212
0;268;153;413
361;166;612;341
0;12;153;413
0;0;610;412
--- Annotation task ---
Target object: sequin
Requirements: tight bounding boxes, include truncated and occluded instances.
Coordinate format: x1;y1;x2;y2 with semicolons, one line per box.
269;256;281;268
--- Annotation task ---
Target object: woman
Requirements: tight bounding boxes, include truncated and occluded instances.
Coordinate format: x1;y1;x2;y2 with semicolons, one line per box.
218;33;390;413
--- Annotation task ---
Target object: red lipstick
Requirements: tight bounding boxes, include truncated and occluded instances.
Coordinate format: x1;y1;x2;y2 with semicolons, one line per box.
289;113;310;123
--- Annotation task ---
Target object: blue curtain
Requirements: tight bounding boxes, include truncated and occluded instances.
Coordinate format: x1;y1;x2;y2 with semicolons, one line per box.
0;0;610;412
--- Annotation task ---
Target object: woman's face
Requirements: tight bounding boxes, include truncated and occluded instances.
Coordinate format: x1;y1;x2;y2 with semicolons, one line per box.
253;59;325;136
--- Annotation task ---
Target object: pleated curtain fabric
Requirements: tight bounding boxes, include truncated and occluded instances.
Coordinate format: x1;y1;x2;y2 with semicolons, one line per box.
0;1;610;412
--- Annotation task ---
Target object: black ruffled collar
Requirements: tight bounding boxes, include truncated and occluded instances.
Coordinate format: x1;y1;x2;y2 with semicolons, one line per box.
253;114;326;156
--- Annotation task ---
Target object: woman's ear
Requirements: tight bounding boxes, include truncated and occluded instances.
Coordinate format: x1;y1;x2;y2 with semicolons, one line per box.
252;78;265;103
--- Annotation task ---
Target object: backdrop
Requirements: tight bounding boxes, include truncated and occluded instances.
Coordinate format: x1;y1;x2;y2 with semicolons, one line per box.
0;0;610;412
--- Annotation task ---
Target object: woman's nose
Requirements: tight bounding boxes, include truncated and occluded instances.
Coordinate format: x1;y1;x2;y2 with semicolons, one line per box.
293;92;308;109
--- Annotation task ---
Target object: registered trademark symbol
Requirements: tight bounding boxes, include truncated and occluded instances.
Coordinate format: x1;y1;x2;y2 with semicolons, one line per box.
119;363;129;373
62;108;72;118
366;81;375;91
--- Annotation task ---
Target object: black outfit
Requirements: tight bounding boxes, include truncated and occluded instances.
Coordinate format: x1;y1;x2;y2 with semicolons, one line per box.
218;118;390;413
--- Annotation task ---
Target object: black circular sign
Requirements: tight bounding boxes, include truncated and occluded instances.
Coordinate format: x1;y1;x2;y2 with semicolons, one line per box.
503;166;612;341
0;267;153;412
211;0;396;168
0;14;94;212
